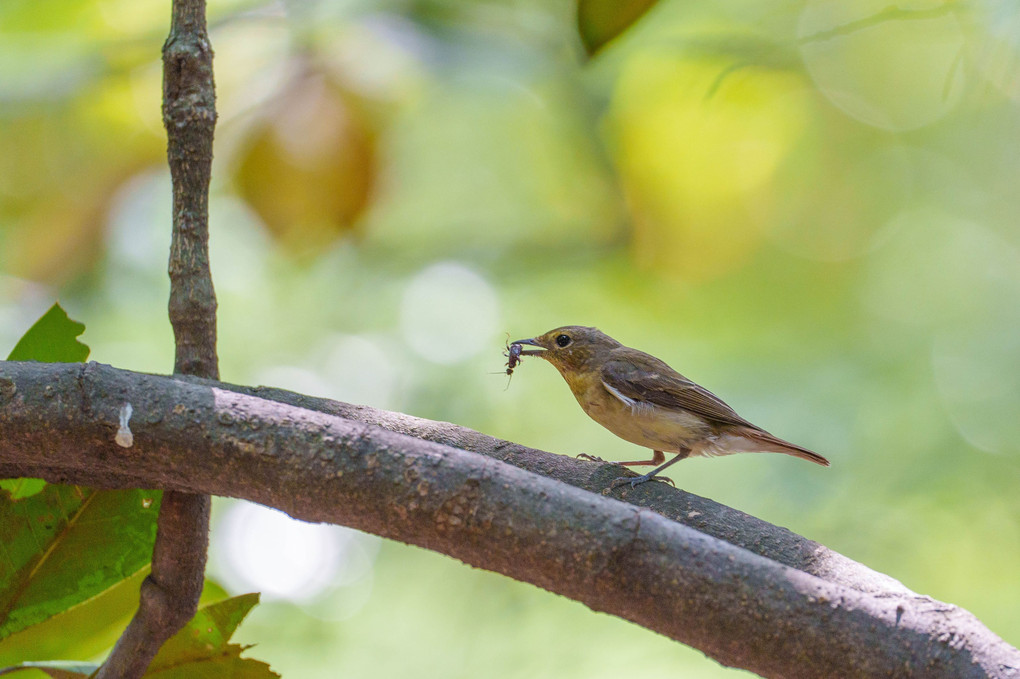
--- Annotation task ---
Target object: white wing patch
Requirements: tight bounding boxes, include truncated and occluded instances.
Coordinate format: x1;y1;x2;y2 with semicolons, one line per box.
601;379;655;414
601;379;635;406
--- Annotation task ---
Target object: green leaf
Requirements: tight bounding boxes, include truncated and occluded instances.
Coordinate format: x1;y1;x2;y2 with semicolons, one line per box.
0;574;231;666
0;480;47;501
0;660;98;678
145;594;279;678
6;303;89;363
3;305;92;599
0;486;162;641
0;569;147;665
576;0;659;56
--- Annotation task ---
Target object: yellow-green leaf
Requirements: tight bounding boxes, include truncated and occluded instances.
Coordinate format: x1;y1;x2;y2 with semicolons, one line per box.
145;594;278;678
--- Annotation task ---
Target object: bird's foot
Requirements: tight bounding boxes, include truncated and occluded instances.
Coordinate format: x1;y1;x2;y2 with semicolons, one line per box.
576;453;608;463
609;473;676;490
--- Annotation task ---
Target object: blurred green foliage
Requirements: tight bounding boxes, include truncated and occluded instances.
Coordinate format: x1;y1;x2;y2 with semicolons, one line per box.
577;0;660;55
1;0;1019;676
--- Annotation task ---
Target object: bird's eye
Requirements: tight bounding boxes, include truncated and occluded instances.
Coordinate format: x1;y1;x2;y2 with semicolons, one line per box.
555;334;571;347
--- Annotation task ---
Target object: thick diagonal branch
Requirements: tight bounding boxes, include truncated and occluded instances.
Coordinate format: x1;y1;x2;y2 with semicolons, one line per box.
1;361;1017;679
97;0;218;675
211;380;909;596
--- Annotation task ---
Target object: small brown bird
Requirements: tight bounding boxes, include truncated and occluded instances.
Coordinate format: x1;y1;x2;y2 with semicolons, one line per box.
511;326;829;488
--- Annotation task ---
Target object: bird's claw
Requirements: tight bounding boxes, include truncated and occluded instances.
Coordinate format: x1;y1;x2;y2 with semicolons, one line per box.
576;453;608;463
609;473;676;490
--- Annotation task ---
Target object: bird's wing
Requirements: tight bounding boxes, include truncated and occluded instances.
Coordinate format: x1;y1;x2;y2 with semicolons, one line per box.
600;358;758;430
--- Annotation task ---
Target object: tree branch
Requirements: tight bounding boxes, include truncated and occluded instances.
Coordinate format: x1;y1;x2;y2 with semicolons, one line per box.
1;361;1017;679
96;0;218;674
202;379;911;597
165;0;217;380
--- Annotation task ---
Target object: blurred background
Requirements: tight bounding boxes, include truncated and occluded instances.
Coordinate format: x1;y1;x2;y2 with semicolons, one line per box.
2;0;1019;676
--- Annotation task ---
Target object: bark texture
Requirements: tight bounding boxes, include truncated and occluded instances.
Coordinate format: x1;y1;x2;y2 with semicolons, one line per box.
204;379;910;596
1;361;1017;679
164;0;218;379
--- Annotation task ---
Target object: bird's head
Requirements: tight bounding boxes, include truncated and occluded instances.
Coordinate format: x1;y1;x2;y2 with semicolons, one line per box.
511;326;620;374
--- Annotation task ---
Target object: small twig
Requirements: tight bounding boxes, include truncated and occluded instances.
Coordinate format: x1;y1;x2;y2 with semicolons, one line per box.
96;0;217;675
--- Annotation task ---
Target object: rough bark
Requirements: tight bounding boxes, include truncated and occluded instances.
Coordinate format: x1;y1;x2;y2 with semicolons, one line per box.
200;379;910;597
165;0;218;380
1;361;1017;679
95;0;218;675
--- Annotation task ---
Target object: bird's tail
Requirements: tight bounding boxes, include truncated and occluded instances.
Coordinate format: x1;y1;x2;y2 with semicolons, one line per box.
736;429;830;466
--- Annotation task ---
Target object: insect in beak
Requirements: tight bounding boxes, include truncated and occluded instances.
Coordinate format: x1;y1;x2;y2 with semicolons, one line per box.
510;337;545;357
504;341;523;375
504;337;544;380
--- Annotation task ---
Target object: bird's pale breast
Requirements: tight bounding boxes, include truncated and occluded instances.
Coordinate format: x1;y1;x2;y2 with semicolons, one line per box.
570;376;711;454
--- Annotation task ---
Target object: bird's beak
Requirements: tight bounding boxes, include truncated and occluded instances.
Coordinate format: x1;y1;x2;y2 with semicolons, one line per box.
510;337;546;356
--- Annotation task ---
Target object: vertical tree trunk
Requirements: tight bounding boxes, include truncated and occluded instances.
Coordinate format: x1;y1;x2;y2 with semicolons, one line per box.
95;1;218;676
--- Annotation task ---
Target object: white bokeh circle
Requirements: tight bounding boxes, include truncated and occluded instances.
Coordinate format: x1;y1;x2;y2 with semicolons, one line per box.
213;501;379;604
399;261;500;364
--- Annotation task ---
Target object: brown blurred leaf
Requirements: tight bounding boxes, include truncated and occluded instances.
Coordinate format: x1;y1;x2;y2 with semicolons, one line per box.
577;0;659;56
235;72;376;253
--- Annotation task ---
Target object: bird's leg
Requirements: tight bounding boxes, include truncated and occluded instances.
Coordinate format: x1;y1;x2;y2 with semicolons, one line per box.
610;449;690;490
615;450;666;467
576;453;608;463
